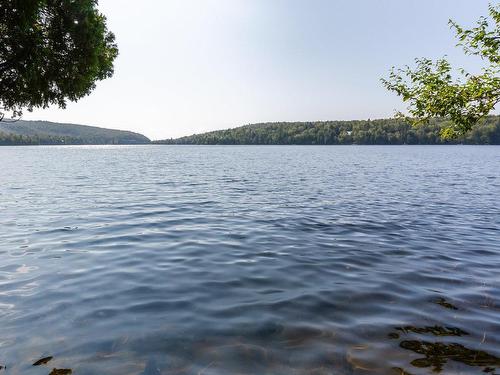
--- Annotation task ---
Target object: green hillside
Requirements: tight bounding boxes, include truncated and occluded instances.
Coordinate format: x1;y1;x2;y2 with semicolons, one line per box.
0;120;150;145
154;116;500;145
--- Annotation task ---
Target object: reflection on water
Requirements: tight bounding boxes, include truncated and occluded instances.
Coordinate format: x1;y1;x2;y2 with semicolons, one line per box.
0;145;499;374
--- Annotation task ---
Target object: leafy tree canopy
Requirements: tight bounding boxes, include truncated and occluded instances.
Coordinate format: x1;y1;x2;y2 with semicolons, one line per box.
154;116;500;145
382;4;500;138
0;0;118;120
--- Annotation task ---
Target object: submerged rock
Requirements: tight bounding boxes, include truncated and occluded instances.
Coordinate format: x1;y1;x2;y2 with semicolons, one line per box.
49;369;72;375
434;297;458;310
400;340;500;372
395;325;467;337
391;367;415;375
33;356;53;366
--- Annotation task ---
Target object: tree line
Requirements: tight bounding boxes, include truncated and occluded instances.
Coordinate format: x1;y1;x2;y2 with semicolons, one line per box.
155;116;500;145
0;120;150;145
0;132;144;146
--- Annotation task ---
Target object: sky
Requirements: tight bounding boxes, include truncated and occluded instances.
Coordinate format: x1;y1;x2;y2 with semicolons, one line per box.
25;0;495;140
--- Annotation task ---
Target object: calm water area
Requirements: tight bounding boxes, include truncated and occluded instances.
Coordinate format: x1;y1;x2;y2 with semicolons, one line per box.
0;145;499;374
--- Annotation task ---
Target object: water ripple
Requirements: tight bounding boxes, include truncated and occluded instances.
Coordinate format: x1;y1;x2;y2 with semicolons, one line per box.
0;145;499;374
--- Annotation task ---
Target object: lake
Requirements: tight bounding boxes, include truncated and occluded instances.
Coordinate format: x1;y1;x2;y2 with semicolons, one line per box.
0;145;499;375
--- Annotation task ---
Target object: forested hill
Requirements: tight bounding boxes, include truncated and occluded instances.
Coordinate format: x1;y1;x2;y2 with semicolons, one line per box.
154;116;500;145
0;120;150;145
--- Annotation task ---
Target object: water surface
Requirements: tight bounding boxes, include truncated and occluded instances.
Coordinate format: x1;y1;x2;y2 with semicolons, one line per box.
0;145;499;374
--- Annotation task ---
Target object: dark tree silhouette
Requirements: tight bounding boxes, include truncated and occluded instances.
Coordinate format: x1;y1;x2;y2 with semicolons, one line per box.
0;0;118;120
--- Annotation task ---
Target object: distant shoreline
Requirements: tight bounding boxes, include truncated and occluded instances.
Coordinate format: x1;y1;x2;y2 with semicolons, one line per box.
0;119;150;146
154;116;500;146
3;143;500;147
2;116;499;146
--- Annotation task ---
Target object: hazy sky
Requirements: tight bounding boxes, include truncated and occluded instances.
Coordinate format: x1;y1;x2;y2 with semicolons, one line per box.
26;0;494;139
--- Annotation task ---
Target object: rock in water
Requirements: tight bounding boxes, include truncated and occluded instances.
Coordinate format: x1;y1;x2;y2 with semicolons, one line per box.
33;356;53;366
49;369;72;375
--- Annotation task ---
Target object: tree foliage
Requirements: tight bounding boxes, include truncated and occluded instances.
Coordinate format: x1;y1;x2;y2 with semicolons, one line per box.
154;116;500;145
0;0;118;120
382;4;500;138
0;120;150;145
